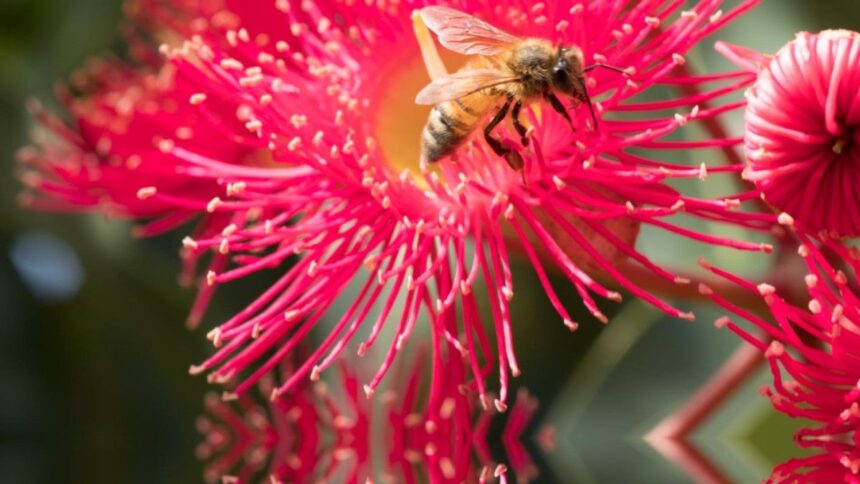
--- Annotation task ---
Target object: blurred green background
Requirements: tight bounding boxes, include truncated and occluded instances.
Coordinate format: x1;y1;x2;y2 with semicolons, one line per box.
1;1;858;483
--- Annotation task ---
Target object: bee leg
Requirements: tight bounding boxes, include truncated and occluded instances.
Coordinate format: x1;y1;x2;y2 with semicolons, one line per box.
484;97;524;170
511;100;529;147
546;93;575;131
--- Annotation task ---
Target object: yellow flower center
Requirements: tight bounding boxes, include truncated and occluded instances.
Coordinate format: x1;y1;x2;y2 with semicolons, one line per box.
374;13;467;184
374;54;435;177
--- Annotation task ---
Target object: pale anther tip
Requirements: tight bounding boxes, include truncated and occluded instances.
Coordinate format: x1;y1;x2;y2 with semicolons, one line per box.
757;283;776;296
777;212;795;226
136;186;157;199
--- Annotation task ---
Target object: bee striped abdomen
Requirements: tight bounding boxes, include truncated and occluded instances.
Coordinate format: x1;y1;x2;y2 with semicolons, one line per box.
421;94;489;163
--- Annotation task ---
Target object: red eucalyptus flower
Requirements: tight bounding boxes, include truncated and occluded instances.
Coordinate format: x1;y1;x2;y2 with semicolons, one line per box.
19;0;774;406
726;30;860;238
701;229;860;483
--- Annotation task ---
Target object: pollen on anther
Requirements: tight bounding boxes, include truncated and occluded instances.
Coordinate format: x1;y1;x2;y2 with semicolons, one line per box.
182;236;198;250
226;182;247;196
220;58;244;70
778;212;795;226
312;131;324;146
221;224;238;237
625;201;635;214
808;299;822;314
257;52;274;64
136;186;157;199
290;114;307;129
240;74;264;87
206;197;222;213
189;93;207;105
765;340;785;358
245;120;263;133
157;139;175;153
317;18;331;34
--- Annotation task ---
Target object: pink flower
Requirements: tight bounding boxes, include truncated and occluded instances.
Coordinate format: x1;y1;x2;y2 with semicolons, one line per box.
733;30;860;237
700;233;860;482
21;0;773;406
16;57;290;325
18;59;254;224
196;350;540;483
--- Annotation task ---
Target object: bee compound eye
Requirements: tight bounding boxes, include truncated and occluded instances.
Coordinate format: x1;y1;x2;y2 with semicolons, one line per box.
553;65;570;85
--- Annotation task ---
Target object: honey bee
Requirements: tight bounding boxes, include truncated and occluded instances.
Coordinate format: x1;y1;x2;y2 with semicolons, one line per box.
416;6;622;170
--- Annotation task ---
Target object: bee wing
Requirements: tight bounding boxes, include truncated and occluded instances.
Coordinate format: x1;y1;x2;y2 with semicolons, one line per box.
415;69;520;105
419;6;521;56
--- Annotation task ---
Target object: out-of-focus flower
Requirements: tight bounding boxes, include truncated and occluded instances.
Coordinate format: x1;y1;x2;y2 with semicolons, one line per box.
722;30;860;237
196;350;542;483
15;58;284;325
700;229;860;482
20;0;774;406
18;59;255;224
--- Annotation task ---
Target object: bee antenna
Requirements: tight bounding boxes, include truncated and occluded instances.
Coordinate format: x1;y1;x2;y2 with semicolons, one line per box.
575;77;599;129
584;63;629;75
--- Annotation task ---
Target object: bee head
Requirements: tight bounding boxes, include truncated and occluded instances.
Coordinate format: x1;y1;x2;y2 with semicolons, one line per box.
552;46;586;98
